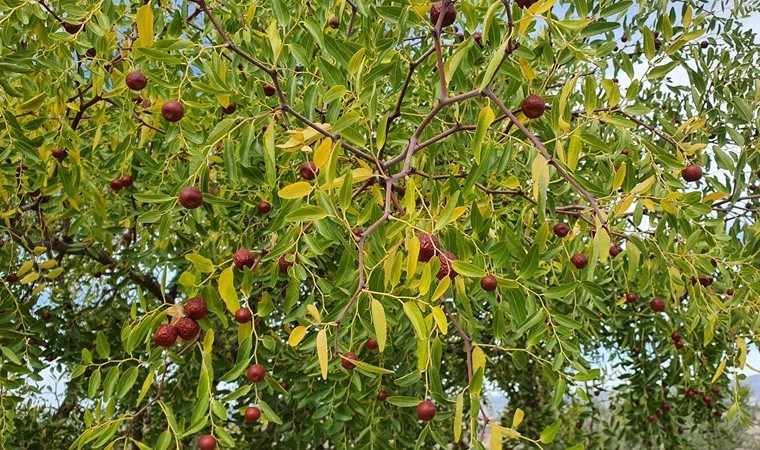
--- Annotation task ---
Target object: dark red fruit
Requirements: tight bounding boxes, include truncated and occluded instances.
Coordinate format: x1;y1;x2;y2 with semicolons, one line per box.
328;17;340;29
161;100;184;122
110;178;124;191
626;293;638;303
575;421;582;429
671;331;681;342
341;352;358;370
377;390;388;402
650;297;666;312
63;22;83;34
125;71;147;91
621;34;628;43
258;201;271;214
609;245;623;257
703;395;712;404
178;186;203;209
278;254;295;273
280;381;288;390
429;1;456;27
417;400;436;421
247;364;266;383
199;435;217;450
6;273;18;283
621;148;629;155
480;274;498;292
120;175;133;188
726;288;734;296
515;0;539;7
366;338;378;350
681;164;702;182
153;323;178;347
700;40;709;49
176;317;200;340
553;223;569;237
522;95;546;119
678;426;684;434
675;340;685;350
235;308;253;324
647;414;656;423
52;148;68;162
300;161;318;180
417;233;440;262
42;312;52;322
698;275;713;287
85;48;96;58
263;84;276;97
185;297;208;320
244;406;261;423
633;347;640;354
661;402;670;412
436;251;458;280
221;102;237;115
472;32;482;46
570;254;587;269
233;249;255;270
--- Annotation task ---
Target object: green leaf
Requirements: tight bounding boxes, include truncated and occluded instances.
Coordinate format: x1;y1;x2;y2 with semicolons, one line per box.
540;418;561;443
96;331;110;359
472;105;495;164
259;399;283;425
386;396;422;407
403;302;427;340
285;205;329;222
450;260;486;278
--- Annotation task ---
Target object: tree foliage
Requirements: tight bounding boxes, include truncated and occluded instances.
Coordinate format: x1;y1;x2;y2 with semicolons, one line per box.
0;0;759;448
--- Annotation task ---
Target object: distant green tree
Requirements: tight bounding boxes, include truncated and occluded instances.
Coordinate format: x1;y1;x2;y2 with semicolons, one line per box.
0;0;758;448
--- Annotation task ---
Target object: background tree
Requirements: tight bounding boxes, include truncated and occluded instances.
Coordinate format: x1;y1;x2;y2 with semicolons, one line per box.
0;0;758;449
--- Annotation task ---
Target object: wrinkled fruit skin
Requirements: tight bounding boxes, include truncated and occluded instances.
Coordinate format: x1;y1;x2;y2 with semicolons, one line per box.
263;84;276;97
221;102;236;115
233;248;255;270
480;275;498;292
300;161;318;180
341;352;358;370
522;95;546;119
417;233;440;262
153;323;178;347
366;338;378;350
258;201;272;214
125;71;147;91
235;308;253;324
278;254;294;273
199;435;217;450
247;364;266;383
429;1;456;27
52;148;68;162
417;400;436;421
377;390;388;402
328;17;340;29
245;406;261;423
436;251;458;280
161;100;184;122
570;254;588;269
609;245;623;257
178;186;203;209
176;317;200;340
553;223;569;237
681;164;703;182
185;297;208;320
650;297;666;312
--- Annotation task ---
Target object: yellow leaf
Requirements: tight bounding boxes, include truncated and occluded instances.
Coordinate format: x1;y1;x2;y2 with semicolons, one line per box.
218;267;239;313
431;273;450;300
407;236;420;276
431;306;448;335
642;198;656;211
660;198;678;214
512;408;525;428
454;391;464;441
519;57;535;83
20;272;39;284
712;359;726;383
313;138;333;168
703;192;726;203
39;260;57;270
278;182;313;199
631;176;656;195
136;5;154;48
504;176;520;189
613;163;626;190
17;260;34;277
306;304;321;322
370;299;387;352
738;337;747;369
288;326;307;347
203;328;214;355
317;329;328;379
472;346;486;373
490;423;503;450
615;195;633;216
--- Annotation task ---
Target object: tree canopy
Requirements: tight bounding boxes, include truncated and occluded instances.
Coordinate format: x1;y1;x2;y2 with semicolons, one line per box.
0;0;759;449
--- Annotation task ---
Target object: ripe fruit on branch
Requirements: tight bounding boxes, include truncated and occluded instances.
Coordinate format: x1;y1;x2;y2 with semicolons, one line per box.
522;95;546;119
609;245;623;258
553;223;569;237
328;17;340;29
178;186;203;209
247;364;266;383
700;40;709;49
185;297;208;320
436;251;458;280
650;297;666;312
278;254;295;273
233;249;255;270
341;352;358;370
176;317;200;340
52;148;68;162
472;32;482;47
258;201;271;214
245;406;261;423
63;22;83;34
675;340;684;349
481;274;498;292
681;164;702;182
110;178;124;191
199;435;217;450
429;1;456;27
125;71;147;91
570;254;588;269
221;102;236;115
621;34;628;42
300;161;318;180
515;0;539;8
263;84;276;97
670;331;681;342
726;288;734;296
235;308;253;324
366;338;378;350
377;390;388;402
120;175;133;187
161;100;184;122
417;400;436;421
698;275;713;287
661;402;670;412
647;414;655;423
417;233;440;262
6;273;18;283
153;323;178;347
